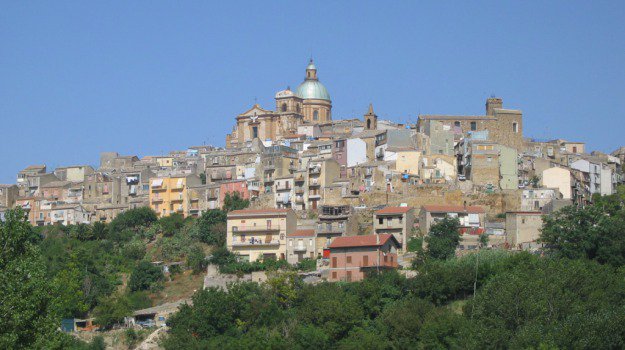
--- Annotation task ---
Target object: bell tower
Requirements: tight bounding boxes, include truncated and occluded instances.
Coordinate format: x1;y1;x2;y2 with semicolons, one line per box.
364;103;378;130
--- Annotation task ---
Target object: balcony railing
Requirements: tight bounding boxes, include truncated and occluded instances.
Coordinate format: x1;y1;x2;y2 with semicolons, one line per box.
316;225;346;234
276;184;291;191
232;240;280;247
294;187;305;194
293;245;307;252
231;225;281;233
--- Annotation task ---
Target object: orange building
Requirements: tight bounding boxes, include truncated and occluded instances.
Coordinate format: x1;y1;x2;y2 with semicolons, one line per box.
327;234;400;282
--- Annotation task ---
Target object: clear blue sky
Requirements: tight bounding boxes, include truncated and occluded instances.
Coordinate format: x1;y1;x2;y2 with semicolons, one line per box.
1;1;624;183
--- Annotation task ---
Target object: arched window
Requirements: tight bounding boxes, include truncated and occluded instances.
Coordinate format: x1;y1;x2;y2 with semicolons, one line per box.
281;103;287;112
367;119;371;129
296;104;300;113
313;110;319;120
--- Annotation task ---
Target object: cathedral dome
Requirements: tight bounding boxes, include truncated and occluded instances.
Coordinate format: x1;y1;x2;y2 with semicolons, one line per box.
295;59;331;101
296;80;331;101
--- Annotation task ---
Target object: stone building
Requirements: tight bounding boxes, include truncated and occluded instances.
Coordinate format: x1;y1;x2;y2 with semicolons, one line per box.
418;97;524;151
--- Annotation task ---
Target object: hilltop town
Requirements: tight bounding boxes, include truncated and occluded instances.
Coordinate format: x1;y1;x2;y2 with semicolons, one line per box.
3;60;625;349
3;61;623;258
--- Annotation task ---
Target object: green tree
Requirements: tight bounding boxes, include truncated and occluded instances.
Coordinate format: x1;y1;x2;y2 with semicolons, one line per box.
52;255;89;318
192;209;227;246
186;245;207;274
128;261;164;292
108;207;157;235
0;208;66;349
93;294;131;329
222;192;250;212
158;213;186;237
425;217;460;260
540;205;604;261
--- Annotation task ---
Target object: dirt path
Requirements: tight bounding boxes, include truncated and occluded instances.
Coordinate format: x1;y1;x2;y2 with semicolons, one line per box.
135;326;168;350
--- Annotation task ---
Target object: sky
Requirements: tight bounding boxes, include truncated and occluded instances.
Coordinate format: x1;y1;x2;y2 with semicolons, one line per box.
1;1;624;183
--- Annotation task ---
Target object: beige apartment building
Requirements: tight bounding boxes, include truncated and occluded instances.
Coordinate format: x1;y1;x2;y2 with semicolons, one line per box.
227;209;296;262
505;211;544;250
373;206;415;251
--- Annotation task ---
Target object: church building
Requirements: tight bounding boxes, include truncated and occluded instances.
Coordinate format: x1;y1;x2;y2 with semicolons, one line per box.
226;60;332;148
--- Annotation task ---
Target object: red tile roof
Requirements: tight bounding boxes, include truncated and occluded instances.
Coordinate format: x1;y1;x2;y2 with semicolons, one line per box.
228;208;292;216
288;229;315;237
422;205;485;214
328;234;398;249
375;206;413;215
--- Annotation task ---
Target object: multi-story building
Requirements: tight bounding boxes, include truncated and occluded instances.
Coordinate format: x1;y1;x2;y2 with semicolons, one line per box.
49;204;91;226
286;229;316;264
505;211;543;250
226;60;332;148
226;209;296;262
373;206;415;251
315;205;356;258
149;174;202;218
0;184;18;209
327;234;400;282
54;165;94;182
307;158;340;210
419;205;485;235
418;97;524;151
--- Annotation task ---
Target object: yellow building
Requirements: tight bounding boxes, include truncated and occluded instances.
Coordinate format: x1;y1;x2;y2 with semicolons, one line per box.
155;157;174;168
226;209;296;262
396;149;422;175
149;175;202;218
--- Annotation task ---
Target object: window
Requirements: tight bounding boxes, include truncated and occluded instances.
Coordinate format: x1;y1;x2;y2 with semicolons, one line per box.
454;121;460;127
363;255;369;266
367;119;371;129
378;218;383;225
470;121;477;131
513;122;518;133
332;271;337;279
252;126;258;139
487;156;492;162
399;217;403;224
346;256;352;264
281;103;287;112
331;257;337;268
346;271;352;282
313;110;319;120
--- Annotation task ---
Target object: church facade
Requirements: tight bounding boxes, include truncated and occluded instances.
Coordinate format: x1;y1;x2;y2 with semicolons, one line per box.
226;60;332;148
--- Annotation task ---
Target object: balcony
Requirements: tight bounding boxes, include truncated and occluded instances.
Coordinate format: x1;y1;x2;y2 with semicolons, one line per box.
309;181;320;187
151;197;163;203
309;167;321;174
295;196;304;203
295;187;305;194
293;245;307;252
232;225;281;233
309;193;321;199
232;240;280;247
316;225;346;235
276;183;291;191
294;174;305;182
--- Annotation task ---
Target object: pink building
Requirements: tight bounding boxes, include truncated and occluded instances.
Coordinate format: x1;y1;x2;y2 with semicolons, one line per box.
327;234;400;282
219;180;250;205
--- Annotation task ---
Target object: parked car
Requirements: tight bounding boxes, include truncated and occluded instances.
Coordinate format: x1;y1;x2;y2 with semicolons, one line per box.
458;174;466;181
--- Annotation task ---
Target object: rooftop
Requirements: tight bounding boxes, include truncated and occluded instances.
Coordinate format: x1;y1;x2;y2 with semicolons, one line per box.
375;206;413;215
422;205;485;214
288;229;315;237
328;234;398;249
228;208;292;217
